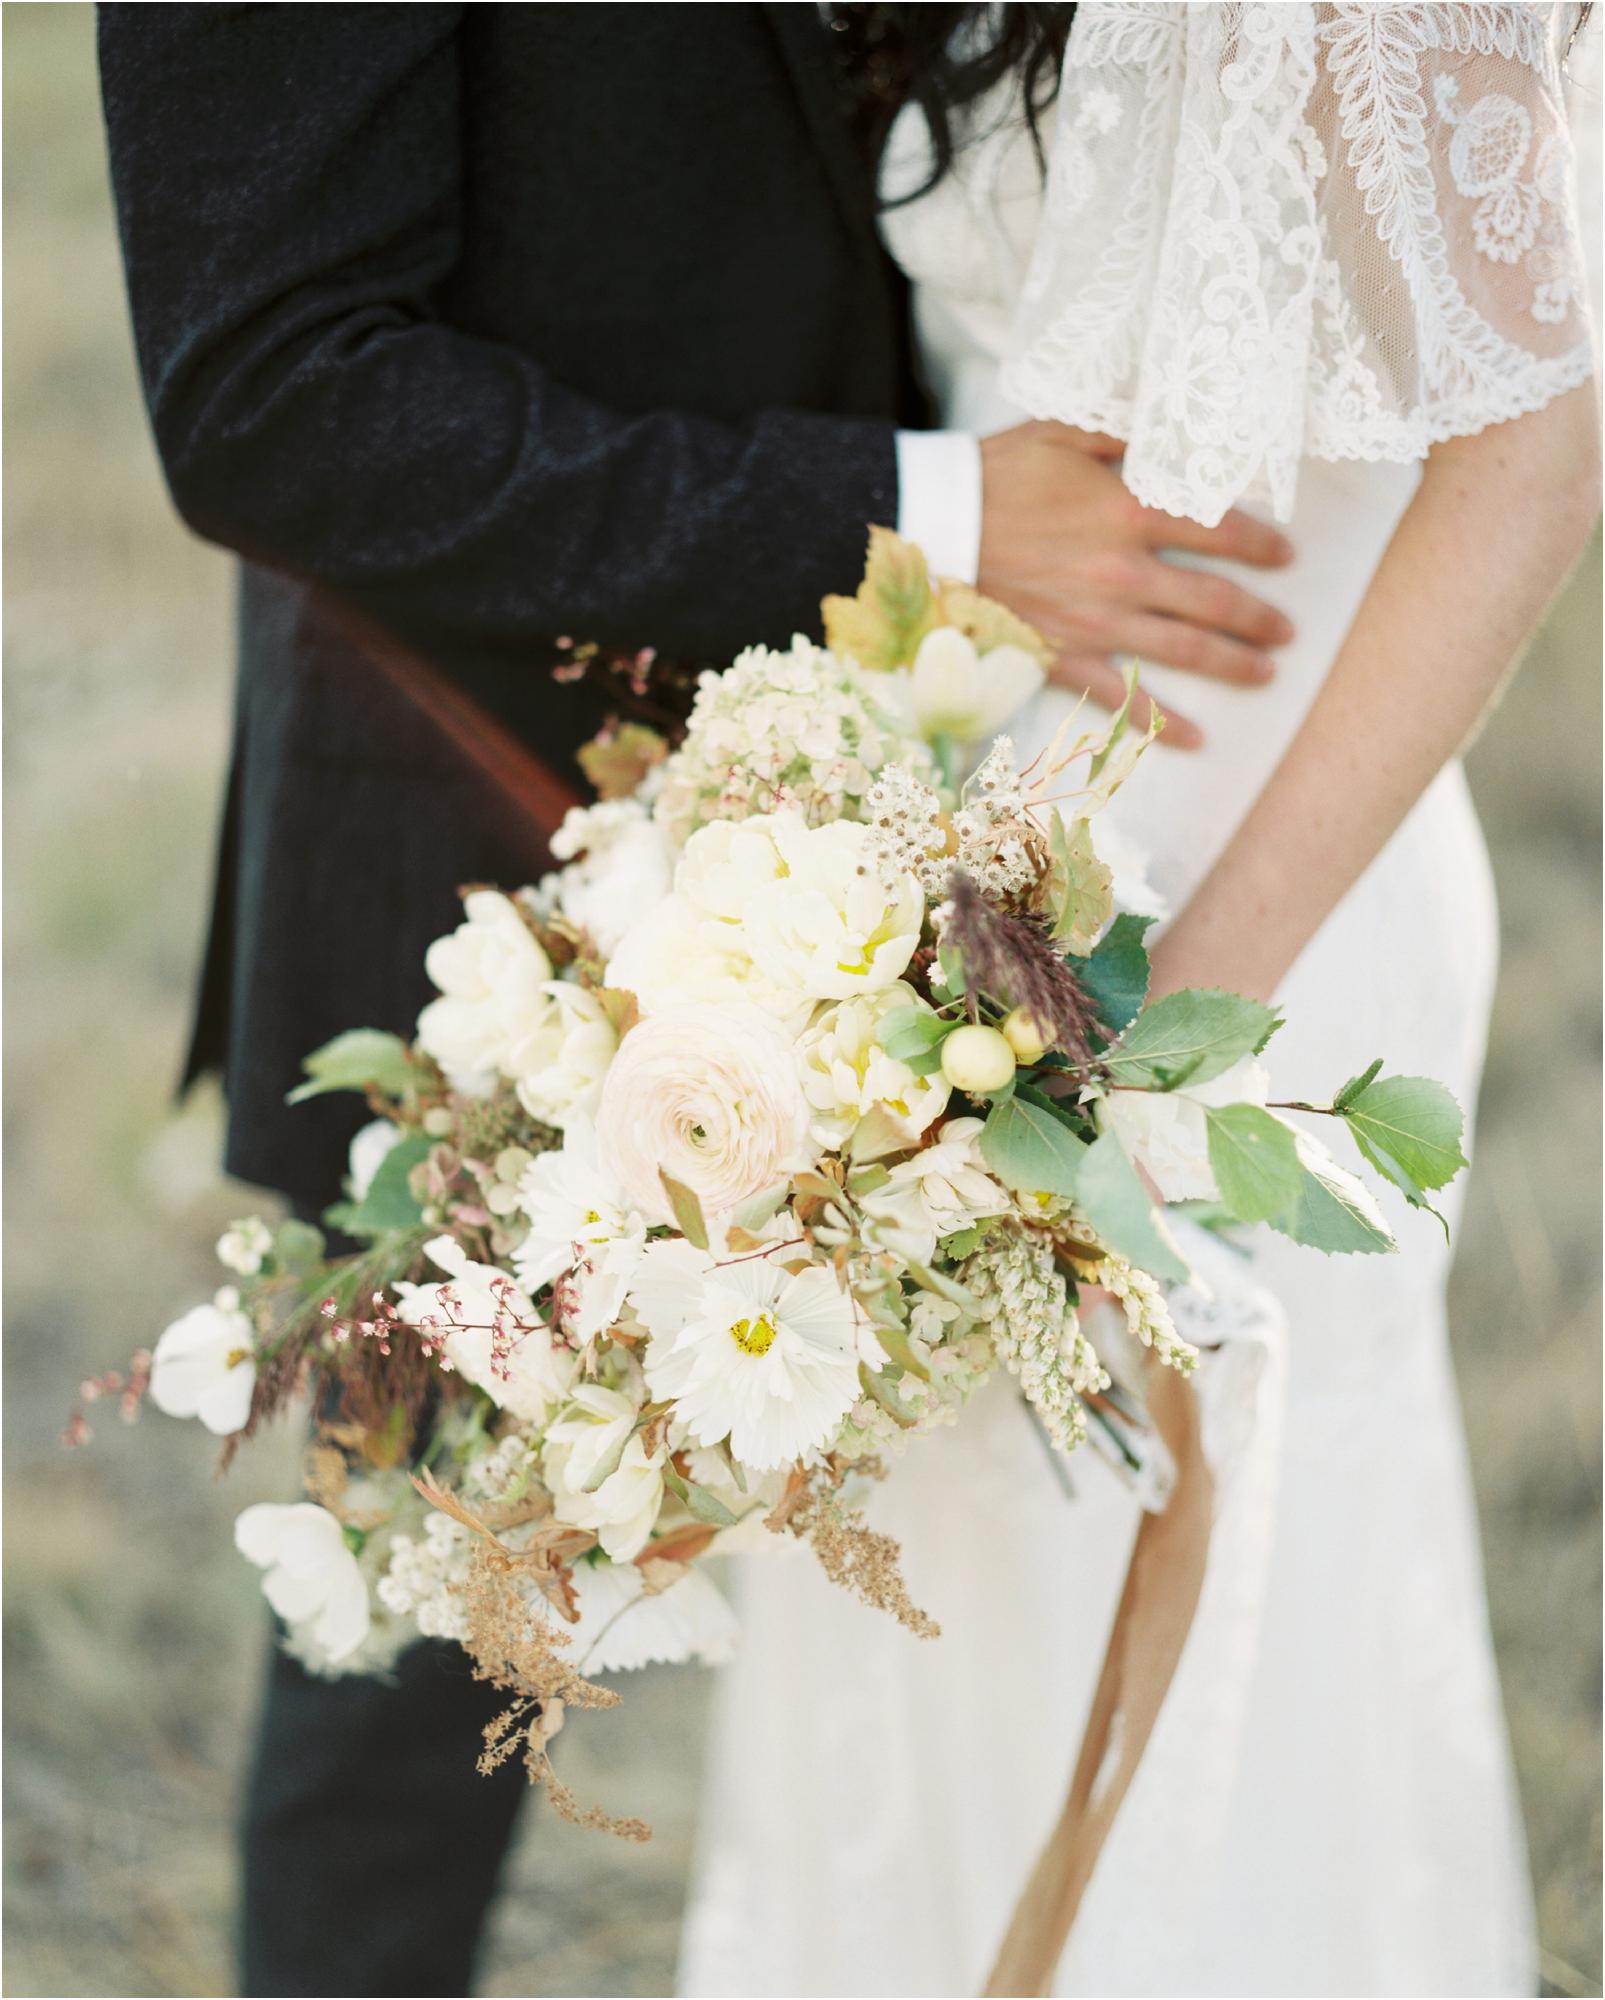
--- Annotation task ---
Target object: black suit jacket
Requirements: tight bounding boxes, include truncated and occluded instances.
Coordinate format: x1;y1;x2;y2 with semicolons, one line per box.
99;2;922;1205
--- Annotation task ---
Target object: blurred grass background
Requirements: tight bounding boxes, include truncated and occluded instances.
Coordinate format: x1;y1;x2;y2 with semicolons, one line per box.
3;6;1599;1996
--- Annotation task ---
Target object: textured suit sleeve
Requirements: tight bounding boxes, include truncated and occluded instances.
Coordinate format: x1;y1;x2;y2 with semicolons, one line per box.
96;3;899;661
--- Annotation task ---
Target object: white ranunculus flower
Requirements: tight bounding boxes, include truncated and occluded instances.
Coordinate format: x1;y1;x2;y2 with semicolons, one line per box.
596;1006;812;1226
347;1119;403;1203
234;1501;370;1664
216;1216;273;1276
545;1388;666;1561
510;981;618;1130
795;983;952;1153
745;815;923;1003
1096;1057;1271;1203
415;890;554;1096
861;1115;1011;1263
546;799;674;957
635;1255;862;1471
150;1299;257;1435
907;627;1045;743
393;1236;577;1424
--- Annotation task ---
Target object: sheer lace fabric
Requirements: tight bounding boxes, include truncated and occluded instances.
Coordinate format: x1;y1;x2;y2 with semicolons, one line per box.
1002;3;1596;522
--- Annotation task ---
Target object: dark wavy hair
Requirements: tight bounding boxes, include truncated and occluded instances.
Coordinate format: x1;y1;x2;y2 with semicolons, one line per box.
829;4;1077;201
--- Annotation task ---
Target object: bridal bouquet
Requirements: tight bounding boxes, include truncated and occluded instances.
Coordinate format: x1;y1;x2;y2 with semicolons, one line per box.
84;532;1467;1835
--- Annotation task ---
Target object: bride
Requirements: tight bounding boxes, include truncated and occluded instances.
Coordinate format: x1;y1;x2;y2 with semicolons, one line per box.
679;6;1598;1995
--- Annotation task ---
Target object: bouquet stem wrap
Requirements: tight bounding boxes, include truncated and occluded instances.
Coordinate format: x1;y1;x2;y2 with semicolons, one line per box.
984;1359;1214;1997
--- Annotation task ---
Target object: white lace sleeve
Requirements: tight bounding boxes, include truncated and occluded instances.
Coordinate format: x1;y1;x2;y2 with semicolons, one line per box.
1000;3;1598;526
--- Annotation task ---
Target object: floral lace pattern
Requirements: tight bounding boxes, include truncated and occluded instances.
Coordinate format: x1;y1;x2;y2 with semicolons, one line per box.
1000;3;1596;524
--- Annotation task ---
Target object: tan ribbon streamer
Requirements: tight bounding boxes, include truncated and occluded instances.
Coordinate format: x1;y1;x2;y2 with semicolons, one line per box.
984;1363;1215;1998
344;611;1217;1999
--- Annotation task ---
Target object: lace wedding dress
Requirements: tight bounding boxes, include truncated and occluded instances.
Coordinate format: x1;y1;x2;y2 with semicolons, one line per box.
679;10;1594;1994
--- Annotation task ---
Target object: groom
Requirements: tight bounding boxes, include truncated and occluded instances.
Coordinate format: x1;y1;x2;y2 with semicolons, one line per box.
99;5;1293;1993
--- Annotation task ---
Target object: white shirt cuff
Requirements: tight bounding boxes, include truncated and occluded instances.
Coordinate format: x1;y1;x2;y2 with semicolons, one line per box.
895;429;983;585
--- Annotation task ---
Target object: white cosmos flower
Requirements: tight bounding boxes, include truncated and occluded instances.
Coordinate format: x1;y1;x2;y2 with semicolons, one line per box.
861;1115;1011;1263
416;890;554;1096
512;1120;646;1338
546;799;674;958
234;1502;370;1664
545;1387;665;1560
596;1005;812;1226
795;982;952;1153
348;1119;403;1202
216;1216;273;1276
745;814;923;1002
510;981;618;1131
1096;1057;1271;1203
541;1557;739;1673
907;627;1044;743
150;1298;257;1435
393;1236;577;1424
635;1254;862;1471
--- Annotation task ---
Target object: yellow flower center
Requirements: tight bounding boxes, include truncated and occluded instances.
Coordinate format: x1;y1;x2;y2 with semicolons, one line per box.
729;1311;779;1357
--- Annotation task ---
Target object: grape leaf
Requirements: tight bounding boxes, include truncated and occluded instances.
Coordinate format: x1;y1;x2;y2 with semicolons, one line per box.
1070;912;1154;1038
288;1028;412;1105
820;526;939;671
979;1093;1086;1197
1202;1104;1303;1224
1074;1132;1190;1284
1103;988;1281;1088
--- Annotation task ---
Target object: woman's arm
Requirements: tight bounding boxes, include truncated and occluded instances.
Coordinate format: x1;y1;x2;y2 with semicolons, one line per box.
1149;385;1601;1005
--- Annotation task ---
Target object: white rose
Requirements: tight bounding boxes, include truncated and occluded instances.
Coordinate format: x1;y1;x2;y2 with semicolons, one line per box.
547;800;674;958
416;890;554;1096
510;981;618;1130
596;1005;812;1225
150;1299;257;1435
393;1236;577;1424
234;1502;370;1664
347;1119;403;1203
745;815;923;1002
1096;1057;1271;1203
907;627;1044;743
795;983;951;1153
604;894;806;1025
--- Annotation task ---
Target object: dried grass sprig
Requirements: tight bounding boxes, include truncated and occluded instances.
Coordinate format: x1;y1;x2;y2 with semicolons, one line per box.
944;871;1102;1065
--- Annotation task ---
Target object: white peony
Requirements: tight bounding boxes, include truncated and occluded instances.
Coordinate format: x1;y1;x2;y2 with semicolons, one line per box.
596;1006;812;1226
745;814;923;1002
150;1298;257;1436
216;1216;273;1276
347;1119;403;1202
509;980;618;1130
906;627;1044;743
393;1236;577;1425
416;890;554;1095
795;983;952;1153
635;1252;863;1471
1096;1057;1271;1203
234;1502;370;1664
545;799;674;958
861;1115;1011;1263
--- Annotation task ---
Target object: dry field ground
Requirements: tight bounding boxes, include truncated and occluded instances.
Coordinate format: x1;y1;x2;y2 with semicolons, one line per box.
4;8;1599;1996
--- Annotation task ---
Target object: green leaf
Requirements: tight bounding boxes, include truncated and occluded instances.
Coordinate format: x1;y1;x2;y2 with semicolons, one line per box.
1203;1104;1304;1224
1074;1132;1190;1284
1103;988;1281;1089
1332;1058;1384;1112
273;1218;326;1277
819;526;938;671
662;1464;740;1528
579;1425;634;1495
337;1132;431;1237
1047;813;1114;955
288;1028;412;1105
660;1172;710;1251
978;1093;1087;1198
875;1006;947;1063
1071;912;1154;1038
1340;1074;1467;1226
1270;1132;1396;1255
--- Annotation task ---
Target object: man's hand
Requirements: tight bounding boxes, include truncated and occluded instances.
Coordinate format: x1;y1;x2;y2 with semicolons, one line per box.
978;422;1296;748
